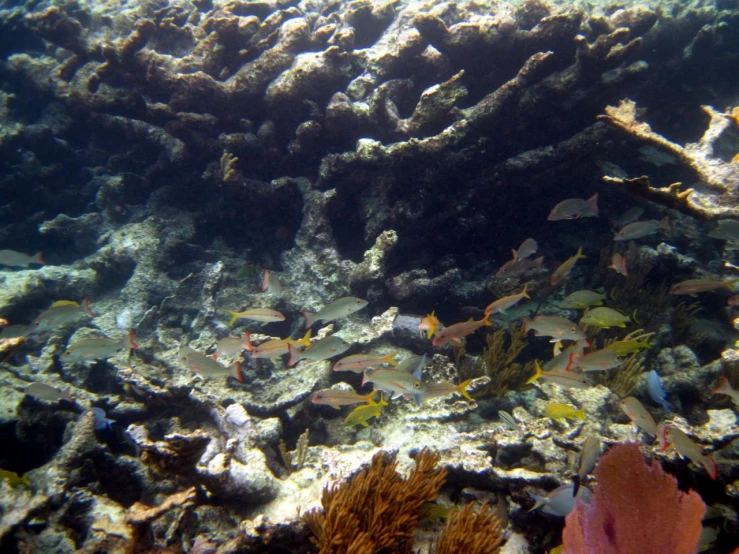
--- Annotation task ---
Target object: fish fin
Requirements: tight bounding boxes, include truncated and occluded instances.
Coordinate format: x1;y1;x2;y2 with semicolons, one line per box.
300;330;312;347
528;495;547;512
82;297;97;318
302;311;317;329
361;371;370;387
362;391;377;403
384;353;398;366
576;246;586;259
242;332;254;352
231;361;244;383
457;379;475;401
31;251;46;265
565;352;579;372
585;193;599;216
712;377;733;395
526;361;543;384
287;344;301;367
659;215;672;231
532;256;545;269
575;409;586;421
572;475;581;498
521;317;531;334
702;455;718;479
124;331;139;350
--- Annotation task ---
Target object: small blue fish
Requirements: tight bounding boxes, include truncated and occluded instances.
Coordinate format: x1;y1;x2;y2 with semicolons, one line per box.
646;370;674;411
91;407;115;431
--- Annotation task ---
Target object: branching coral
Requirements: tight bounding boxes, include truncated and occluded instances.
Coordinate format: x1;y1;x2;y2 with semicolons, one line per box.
433;501;505;554
563;443;705;554
670;301;702;346
459;324;535;399
303;449;447;554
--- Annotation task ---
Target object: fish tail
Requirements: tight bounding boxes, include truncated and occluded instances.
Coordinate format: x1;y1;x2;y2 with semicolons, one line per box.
302;311;317;329
521;317;531;334
457;378;475;401
31;251;46;265
481;312;493;326
526;361;543;384
299;330;312;347
657;425;670;451
585;193;599;216
124;331;139;350
384;353;398;366
532;256;545;269
260;269;269;292
659;215;672;231
82;297;97;318
576;246;586;259
702;455;718;479
565;353;579;372
528;495;547;512
230;361;244;383
362;391;377;403
511;248;519;261
225;310;240;326
728;278;739;291
521;282;531;299
575;409;586;421
377;392;388;407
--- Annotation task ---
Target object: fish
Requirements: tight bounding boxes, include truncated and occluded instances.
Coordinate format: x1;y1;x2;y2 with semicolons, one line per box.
485;283;530;315
659;426;718;479
527;361;592;389
560;290;606;310
669;278;739;297
550;247;586;285
344;393;388;427
61;331;139;364
396;355;427;373
431;314;492;346
0;469;31;488
0;249;45;268
418;379;475;402
251;331;312;359
496;256;544;279
608;252;628;276
544;403;585;422
287;336;351;367
512;238;538;261
579;307;631;329
646;370;674;411
260;269;282;294
612;206;644;229
362;365;426;405
572;436;601;497
225;308;285;325
333;352;398;373
728;294;739;306
544;343;585;373
530;484;589;516
302;297;368;329
215;333;253;358
547;194;599;221
712;377;739;406
418;311;441;339
498;410;519;430
568;348;622;372
614;215;671;240
604;334;653;356
26;382;74;402
620;396;658;437
91;407;115;431
0;324;29;339
707;219;739;241
521;315;588;342
31;298;96;331
179;346;244;381
311;388;376;409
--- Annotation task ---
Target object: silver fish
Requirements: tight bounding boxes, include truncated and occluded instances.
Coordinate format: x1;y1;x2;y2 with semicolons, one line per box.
512;238;538;260
302;297;368;329
547;194;599;221
179;346;243;381
498;410;519;431
0;249;45;268
26;382;73;402
61;331;138;364
287;336;351;366
612;207;644;229
530;484;590;516
707;219;739;241
573;436;601;496
32;299;96;331
614;216;671;241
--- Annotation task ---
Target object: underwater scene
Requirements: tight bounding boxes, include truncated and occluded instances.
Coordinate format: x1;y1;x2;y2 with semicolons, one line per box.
1;0;739;552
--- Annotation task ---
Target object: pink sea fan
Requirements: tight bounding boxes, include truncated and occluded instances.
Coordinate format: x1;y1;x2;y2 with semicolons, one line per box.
563;442;706;554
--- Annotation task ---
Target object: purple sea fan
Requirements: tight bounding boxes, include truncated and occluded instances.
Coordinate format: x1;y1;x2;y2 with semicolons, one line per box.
562;443;705;554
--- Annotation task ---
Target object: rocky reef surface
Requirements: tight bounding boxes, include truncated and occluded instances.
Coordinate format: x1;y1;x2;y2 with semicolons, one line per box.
1;0;739;552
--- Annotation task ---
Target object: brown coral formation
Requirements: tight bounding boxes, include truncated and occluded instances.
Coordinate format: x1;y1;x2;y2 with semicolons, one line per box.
303;449;447;554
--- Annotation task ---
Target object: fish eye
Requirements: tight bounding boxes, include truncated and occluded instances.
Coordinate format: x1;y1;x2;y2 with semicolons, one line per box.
413;382;421;389
570;326;577;332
